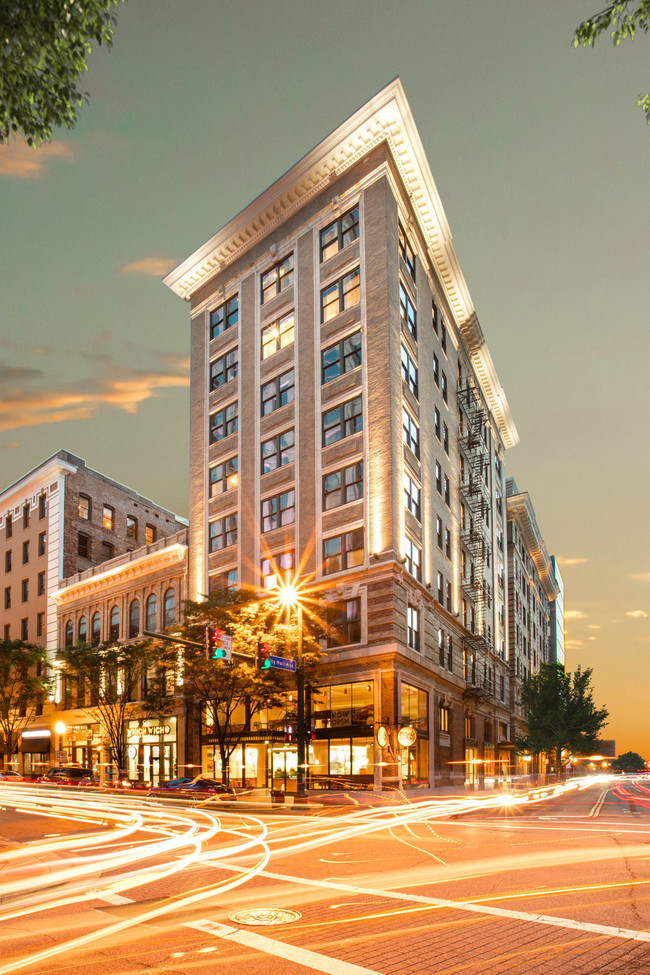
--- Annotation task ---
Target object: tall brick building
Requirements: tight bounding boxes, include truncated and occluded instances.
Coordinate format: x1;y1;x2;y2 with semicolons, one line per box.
165;79;521;789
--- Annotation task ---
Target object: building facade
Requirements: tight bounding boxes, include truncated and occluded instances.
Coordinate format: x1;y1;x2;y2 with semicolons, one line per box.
505;477;560;770
165;80;520;790
549;555;565;667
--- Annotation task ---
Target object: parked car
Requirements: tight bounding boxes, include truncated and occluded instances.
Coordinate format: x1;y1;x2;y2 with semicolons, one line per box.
149;775;235;799
37;767;97;786
0;769;24;781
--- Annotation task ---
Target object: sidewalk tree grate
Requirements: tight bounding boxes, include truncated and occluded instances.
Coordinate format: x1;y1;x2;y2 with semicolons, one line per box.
228;909;302;926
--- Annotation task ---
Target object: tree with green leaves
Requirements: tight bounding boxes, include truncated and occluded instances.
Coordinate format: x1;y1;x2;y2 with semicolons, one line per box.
612;750;646;771
58;638;173;772
159;590;322;787
0;639;50;767
574;2;650;123
516;663;609;778
0;0;125;146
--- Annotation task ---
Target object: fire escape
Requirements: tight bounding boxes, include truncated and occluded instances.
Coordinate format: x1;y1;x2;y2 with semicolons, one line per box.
458;378;494;701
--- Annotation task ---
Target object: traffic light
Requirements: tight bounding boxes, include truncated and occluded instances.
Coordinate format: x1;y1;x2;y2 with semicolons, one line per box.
257;638;272;671
206;626;224;659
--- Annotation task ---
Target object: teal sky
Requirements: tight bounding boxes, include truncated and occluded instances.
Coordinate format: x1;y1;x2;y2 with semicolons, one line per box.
1;0;649;757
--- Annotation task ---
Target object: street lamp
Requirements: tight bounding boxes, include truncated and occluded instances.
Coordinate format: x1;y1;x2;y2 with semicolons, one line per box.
54;721;66;763
274;580;306;796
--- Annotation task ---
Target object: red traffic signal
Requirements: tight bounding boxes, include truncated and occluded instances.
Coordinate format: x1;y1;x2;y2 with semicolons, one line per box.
206;626;224;659
257;639;272;670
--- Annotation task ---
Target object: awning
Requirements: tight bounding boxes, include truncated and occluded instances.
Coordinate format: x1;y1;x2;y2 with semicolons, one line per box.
19;736;52;753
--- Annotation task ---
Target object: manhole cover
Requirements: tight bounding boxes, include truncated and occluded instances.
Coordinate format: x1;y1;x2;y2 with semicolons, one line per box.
228;909;302;926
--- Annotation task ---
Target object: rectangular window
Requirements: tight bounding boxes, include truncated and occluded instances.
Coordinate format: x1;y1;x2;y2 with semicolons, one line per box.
38;532;46;556
402;408;420;458
209;514;238;552
323;529;364;575
36;612;44;637
78;495;90;520
323;462;363;510
102;505;114;530
210;295;239;339
441;319;447;354
325;597;361;647
210;348;238;389
210;402;238;442
261;429;295;474
38;493;47;519
4;550;11;573
447;634;453;670
4;587;10;610
209;456;238;496
403;473;421;521
401;682;428;730
78;533;90;558
145;524;156;545
437;571;444;603
37;571;45;596
21;618;28;641
261;550;294;589
261;369;294;416
434;407;441;441
261;490;295;532
261;311;294;359
407;605;420;652
321;267;361;322
438;628;445;667
443;423;449;455
398;223;416;279
261;254;293;303
5;515;12;539
102;540;114;561
444;474;450;507
403;537;421;582
126;515;137;541
322;395;362;447
435;461;442;494
439;705;450;733
432;299;440;335
320;206;359;262
321;331;362;384
441;371;448;404
21;578;28;602
22;540;29;564
210;568;239;593
433;352;439;387
437;517;443;549
22;504;30;529
401;345;419;398
445;527;451;559
399;282;417;340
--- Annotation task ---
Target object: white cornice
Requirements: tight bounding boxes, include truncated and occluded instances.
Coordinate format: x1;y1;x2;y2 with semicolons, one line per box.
0;456;77;523
53;544;188;606
164;78;518;449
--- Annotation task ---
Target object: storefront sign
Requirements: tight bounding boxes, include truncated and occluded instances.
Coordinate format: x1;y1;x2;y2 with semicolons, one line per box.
376;725;388;748
397;726;417;747
128;724;171;739
331;709;352;728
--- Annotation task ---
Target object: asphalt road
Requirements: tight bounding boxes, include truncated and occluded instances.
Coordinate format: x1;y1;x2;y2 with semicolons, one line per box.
0;777;649;975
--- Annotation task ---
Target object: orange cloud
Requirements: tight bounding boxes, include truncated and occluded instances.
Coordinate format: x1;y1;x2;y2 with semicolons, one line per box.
626;610;648;619
555;556;588;566
0;140;79;179
565;610;588;620
119;257;177;277
630;572;650;583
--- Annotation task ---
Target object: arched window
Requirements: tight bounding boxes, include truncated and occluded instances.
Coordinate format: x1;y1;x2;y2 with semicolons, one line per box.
65;620;73;647
163;588;176;627
146;594;157;632
92;612;101;647
78;616;87;643
129;599;140;639
109;605;120;642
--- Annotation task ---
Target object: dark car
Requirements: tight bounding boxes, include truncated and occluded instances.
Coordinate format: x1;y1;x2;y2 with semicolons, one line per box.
150;775;235;799
37;767;97;786
0;769;24;781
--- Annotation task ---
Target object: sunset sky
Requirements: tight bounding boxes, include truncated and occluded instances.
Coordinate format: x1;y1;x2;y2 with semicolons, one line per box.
1;1;649;756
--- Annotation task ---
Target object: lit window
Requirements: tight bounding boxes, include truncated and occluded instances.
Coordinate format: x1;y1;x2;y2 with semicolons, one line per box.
322;395;362;447
261;254;293;303
209;456;238;496
439;705;450;733
210;348;238;389
321;331;362;384
320;267;360;322
145;524;156;545
261;550;294;590
126;515;137;541
261;311;294;359
261;369;294;416
78;495;91;520
261;429;294;474
323;462;363;510
102;504;114;530
210;295;238;339
320;206;359;262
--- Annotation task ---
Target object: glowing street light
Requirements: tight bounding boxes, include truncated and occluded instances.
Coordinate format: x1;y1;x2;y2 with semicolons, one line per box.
272;579;307;796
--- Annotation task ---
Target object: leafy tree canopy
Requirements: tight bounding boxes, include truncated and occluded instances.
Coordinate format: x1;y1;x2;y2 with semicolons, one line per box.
574;1;650;123
0;0;125;146
0;639;50;764
611;750;646;771
516;663;609;777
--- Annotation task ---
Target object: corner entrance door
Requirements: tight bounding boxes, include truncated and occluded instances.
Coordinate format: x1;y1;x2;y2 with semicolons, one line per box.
272;747;297;792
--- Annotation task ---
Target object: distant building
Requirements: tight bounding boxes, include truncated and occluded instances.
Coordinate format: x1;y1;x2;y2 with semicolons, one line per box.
165;79;519;790
549;555;565;666
506;478;559;766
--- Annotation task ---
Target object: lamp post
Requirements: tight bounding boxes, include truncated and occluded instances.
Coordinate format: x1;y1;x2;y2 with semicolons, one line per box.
274;581;306;796
54;721;66;763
